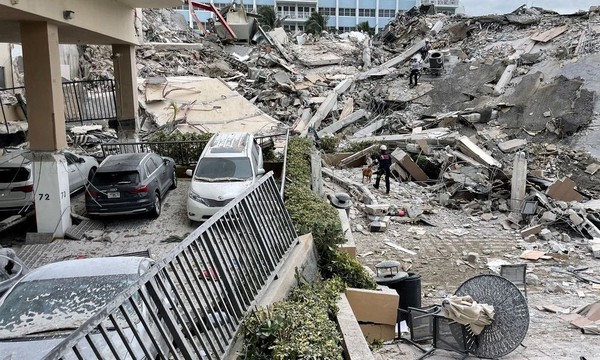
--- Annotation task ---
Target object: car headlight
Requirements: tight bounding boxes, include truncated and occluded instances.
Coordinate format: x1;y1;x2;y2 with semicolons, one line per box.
189;191;208;205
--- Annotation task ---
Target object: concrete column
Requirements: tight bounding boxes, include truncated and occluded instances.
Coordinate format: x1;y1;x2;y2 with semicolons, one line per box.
355;0;359;27
375;0;379;34
21;22;66;151
111;44;139;140
32;153;72;237
335;0;339;29
21;22;72;238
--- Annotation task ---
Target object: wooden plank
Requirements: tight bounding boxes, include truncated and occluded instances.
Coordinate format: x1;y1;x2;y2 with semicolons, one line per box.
530;25;568;43
511;152;528;212
318;109;367;136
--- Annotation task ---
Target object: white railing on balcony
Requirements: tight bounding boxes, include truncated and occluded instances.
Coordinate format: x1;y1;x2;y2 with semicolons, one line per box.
422;0;460;7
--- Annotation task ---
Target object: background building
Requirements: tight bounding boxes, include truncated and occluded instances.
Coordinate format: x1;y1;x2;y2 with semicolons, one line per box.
176;0;419;34
420;0;461;15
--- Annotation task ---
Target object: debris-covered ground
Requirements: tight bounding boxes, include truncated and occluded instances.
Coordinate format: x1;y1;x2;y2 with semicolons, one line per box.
2;4;600;358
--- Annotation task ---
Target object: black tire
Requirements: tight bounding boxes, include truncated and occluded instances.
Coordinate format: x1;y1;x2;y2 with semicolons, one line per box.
151;192;161;218
170;170;177;189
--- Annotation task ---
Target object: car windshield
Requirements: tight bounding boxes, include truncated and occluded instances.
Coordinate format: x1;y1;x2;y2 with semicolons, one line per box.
0;274;137;339
92;171;139;186
0;167;30;183
194;157;253;181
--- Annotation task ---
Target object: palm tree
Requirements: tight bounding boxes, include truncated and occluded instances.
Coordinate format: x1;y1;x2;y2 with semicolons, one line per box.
258;6;277;30
304;12;329;35
356;21;374;35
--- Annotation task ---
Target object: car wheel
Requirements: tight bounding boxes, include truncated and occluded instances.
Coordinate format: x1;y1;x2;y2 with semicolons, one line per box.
151;192;161;218
170;170;177;189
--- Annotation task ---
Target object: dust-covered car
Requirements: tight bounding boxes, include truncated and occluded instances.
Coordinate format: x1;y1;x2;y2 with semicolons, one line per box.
0;150;98;213
85;152;176;218
0;256;173;360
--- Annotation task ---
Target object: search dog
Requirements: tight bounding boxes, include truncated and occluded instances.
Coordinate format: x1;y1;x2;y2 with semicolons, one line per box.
362;165;374;183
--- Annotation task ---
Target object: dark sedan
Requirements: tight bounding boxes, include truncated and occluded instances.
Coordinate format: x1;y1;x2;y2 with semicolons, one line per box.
86;153;177;218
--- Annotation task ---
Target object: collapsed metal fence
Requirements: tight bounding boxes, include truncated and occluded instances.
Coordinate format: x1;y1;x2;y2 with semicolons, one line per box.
43;173;297;360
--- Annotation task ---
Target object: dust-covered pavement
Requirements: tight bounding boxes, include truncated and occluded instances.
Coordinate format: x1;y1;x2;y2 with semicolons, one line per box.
8;179;197;269
326;168;600;360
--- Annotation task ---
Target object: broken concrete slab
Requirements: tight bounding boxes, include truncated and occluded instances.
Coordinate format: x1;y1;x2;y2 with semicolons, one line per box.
386;81;434;103
457;136;502;168
142;77;286;136
351;128;458;147
338;144;378;168
317;109;368;137
521;225;543;237
299;79;353;137
493;64;517;95
390;149;428;182
499;139;527;153
511;152;528;211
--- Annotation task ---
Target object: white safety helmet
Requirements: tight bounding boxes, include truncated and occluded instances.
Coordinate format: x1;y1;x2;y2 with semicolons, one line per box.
380;145;387;151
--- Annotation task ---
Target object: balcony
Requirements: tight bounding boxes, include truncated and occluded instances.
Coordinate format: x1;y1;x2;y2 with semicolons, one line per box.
279;12;311;21
275;0;317;3
421;0;460;8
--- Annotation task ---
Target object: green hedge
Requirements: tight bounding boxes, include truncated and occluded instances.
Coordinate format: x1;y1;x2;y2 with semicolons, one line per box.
241;278;346;360
241;137;376;359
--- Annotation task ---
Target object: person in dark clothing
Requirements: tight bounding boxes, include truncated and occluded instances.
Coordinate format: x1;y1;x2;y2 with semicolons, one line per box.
373;145;392;194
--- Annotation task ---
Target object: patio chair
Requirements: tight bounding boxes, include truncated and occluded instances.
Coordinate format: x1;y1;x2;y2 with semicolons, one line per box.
500;264;527;298
402;274;529;359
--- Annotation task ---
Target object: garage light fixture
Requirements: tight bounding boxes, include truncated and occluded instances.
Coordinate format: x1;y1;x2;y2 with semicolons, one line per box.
63;10;75;20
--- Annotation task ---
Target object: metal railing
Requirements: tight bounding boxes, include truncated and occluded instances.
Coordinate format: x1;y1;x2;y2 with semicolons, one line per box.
43;173;298;360
101;140;210;166
62;79;117;123
1;79;117;124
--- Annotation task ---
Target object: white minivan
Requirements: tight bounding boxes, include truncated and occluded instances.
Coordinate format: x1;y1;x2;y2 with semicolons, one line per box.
186;132;265;222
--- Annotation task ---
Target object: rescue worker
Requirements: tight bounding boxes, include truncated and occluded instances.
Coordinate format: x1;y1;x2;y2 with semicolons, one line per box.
409;57;421;87
373;145;392;194
420;38;432;61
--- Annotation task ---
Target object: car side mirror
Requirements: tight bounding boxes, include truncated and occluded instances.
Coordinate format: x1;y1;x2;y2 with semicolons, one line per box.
257;168;265;176
78;157;85;163
185;169;193;177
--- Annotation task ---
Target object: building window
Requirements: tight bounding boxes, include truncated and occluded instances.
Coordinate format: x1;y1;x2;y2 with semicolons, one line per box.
379;9;396;17
359;9;376;17
320;8;336;16
340;8;356;16
298;25;305;31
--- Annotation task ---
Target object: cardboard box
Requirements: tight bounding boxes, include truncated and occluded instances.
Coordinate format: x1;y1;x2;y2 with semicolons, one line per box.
345;288;399;325
546;177;584;202
359;323;396;343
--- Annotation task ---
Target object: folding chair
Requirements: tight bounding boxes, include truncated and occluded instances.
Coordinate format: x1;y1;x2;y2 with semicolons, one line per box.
500;264;527;298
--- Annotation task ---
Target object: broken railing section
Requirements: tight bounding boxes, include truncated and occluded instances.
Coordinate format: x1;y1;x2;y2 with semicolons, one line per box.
44;174;298;360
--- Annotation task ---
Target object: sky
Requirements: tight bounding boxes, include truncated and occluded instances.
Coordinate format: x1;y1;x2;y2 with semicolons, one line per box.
461;0;598;16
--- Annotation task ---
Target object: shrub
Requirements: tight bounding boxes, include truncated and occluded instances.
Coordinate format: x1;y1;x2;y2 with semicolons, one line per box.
242;277;346;360
319;136;340;153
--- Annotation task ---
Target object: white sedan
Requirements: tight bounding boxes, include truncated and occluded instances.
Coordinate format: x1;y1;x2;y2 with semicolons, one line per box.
0;150;98;212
